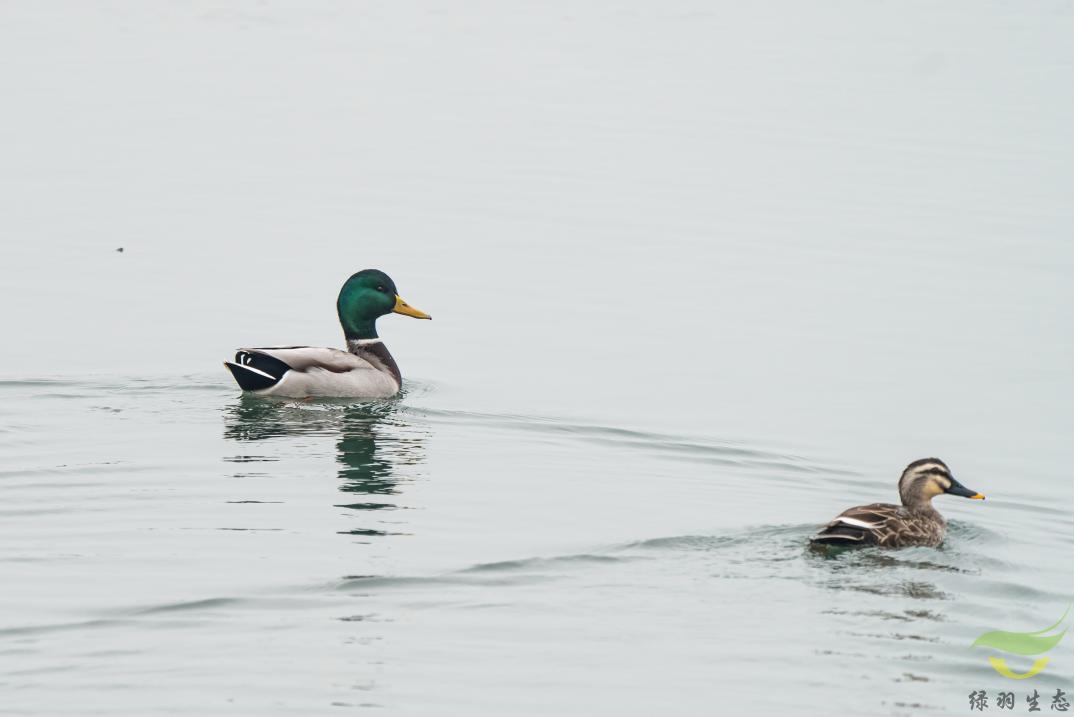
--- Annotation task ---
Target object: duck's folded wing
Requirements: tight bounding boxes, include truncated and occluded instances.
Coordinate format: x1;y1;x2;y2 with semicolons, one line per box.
238;346;372;373
224;346;379;393
810;503;900;546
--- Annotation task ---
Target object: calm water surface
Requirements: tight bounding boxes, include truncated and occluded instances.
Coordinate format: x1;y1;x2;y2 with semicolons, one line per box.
2;2;1073;715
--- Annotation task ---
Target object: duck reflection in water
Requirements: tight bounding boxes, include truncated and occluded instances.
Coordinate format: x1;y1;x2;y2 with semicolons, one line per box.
222;396;427;535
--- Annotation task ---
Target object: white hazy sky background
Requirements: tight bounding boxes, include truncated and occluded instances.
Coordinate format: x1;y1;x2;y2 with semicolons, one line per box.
1;1;1072;483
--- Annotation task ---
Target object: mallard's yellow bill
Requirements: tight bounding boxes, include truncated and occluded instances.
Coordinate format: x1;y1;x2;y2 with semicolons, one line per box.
970;493;986;500
393;295;431;320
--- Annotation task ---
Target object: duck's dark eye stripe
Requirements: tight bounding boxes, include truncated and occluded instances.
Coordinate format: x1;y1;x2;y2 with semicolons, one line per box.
918;468;950;477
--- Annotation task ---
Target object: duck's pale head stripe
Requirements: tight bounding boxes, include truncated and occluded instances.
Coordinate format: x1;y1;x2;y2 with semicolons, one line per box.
903;458;951;475
899;457;952;507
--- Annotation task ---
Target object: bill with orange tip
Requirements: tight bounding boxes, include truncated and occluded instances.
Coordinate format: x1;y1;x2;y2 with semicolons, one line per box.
946;477;986;500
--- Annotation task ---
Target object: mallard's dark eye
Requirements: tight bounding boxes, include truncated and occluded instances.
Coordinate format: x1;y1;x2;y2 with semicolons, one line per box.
376;285;386;293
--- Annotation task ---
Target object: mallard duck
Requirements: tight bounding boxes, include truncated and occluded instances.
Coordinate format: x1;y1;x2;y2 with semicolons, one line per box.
810;458;985;548
223;269;430;398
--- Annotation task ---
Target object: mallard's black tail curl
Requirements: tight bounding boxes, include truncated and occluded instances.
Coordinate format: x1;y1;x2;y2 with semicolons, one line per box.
223;350;292;391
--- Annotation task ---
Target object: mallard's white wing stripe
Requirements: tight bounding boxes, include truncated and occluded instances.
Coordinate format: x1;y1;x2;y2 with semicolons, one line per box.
833;517;879;529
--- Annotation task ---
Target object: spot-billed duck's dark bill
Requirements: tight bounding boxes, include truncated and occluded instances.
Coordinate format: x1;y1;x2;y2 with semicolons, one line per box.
947;479;986;500
393;295;431;320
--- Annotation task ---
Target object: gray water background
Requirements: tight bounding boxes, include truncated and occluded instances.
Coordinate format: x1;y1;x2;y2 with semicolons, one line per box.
2;2;1072;714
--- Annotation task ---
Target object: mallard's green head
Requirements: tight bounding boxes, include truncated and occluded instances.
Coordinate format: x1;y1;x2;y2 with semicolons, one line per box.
336;269;431;340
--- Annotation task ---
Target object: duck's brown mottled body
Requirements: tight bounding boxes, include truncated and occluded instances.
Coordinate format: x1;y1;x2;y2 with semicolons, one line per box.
810;458;985;549
814;502;946;548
